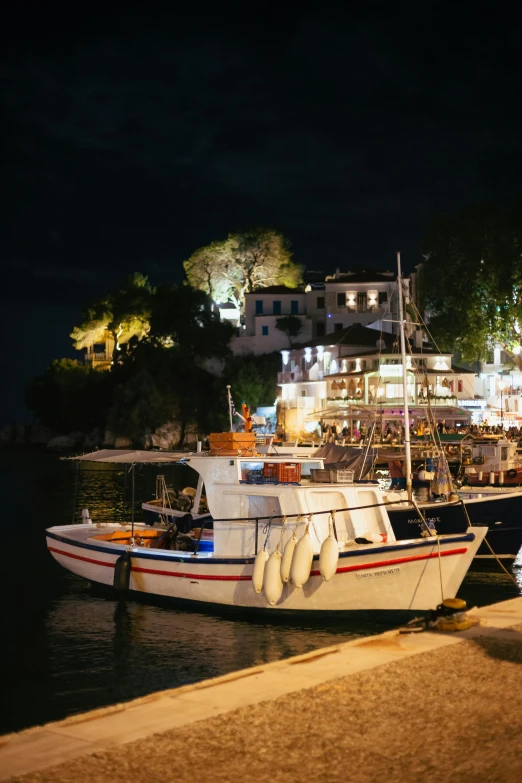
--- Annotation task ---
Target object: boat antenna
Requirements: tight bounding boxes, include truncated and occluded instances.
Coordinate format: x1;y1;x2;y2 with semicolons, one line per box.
397;251;413;502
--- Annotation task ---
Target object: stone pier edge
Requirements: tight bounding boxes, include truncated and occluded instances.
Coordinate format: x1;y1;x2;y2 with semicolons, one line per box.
2;596;522;781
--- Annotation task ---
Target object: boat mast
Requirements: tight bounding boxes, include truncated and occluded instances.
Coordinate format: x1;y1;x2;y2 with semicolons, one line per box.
226;385;233;433
397;252;413;502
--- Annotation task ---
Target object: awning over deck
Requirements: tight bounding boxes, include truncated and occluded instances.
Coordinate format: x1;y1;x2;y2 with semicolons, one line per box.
65;449;187;464
307;404;471;422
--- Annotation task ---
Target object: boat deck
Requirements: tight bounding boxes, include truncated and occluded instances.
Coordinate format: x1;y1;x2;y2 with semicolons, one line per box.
3;596;522;782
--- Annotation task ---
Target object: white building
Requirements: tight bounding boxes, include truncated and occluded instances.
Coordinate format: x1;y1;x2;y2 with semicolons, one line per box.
277;324;476;440
474;346;522;427
318;268;410;337
225;269;414;354
230;286;312;355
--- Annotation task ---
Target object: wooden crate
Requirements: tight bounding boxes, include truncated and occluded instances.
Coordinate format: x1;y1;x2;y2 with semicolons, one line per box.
208;432;257;456
263;462;301;483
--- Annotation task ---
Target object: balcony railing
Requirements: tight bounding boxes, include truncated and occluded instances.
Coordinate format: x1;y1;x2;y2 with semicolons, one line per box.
278;369;308;383
280;397;317;409
330;304;383;315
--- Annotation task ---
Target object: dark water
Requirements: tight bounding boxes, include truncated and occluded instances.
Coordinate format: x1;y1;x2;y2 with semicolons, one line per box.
2;449;521;735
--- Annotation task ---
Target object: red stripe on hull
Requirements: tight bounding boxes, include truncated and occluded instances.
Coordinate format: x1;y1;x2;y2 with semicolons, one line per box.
310;547;467;576
48;546;115;568
48;544;468;581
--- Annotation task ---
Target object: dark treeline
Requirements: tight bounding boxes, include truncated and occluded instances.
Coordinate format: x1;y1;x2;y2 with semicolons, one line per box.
25;278;280;446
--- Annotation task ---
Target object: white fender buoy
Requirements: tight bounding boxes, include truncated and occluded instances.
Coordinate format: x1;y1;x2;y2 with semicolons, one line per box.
418;469;435;482
252;549;269;593
264;550;284;605
489;471;495;485
290;530;314;588
281;533;297;583
319;535;339;581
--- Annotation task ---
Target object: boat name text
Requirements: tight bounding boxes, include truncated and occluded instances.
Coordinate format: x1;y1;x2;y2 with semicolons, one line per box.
408;517;441;525
356;567;401;580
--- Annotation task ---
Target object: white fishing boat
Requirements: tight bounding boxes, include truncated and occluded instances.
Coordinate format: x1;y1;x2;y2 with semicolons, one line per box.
460;437;522;486
45;256;487;613
46;449;486;611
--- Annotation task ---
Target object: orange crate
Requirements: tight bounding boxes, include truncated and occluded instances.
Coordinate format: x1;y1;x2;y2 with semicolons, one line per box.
209;432;257;456
263;462;301;483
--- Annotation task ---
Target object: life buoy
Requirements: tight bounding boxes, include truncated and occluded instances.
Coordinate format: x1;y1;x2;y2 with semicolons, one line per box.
473;456;482;465
507;469;518;479
463;447;472;457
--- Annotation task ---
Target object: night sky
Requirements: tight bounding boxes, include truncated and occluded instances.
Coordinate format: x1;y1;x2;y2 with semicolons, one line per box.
1;5;521;425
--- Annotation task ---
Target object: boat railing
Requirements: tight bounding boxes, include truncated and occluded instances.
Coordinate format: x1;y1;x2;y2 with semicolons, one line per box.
194;494;467;555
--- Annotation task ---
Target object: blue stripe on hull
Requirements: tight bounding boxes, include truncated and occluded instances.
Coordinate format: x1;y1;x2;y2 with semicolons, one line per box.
46;528;475;565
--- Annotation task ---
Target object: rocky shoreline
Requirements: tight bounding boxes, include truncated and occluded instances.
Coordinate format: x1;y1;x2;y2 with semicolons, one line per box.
0;421;202;451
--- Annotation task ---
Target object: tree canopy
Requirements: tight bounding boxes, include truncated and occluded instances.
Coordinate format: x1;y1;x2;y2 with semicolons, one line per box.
275;315;303;347
184;228;303;313
31;279;235;443
146;284;234;359
224;353;281;411
420;201;522;367
70;273;154;361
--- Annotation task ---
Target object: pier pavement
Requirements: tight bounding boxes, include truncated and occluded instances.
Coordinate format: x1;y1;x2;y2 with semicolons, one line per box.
2;597;522;783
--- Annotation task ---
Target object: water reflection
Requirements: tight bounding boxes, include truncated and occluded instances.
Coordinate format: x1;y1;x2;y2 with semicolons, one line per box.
31;574;375;730
1;449;521;734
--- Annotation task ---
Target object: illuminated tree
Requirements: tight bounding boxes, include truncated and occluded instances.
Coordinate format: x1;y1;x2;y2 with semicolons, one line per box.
182;240;234;304
111;286;234;444
70;273;154;362
184;228;303;313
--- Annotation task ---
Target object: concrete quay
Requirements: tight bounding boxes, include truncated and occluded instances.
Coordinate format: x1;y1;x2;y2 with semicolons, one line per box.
2;597;522;783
